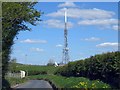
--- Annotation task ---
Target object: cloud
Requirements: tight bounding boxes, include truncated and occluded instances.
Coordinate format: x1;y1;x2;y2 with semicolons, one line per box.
56;44;63;47
96;42;118;47
43;19;73;29
112;25;118;31
58;2;77;8
46;8;115;19
78;19;117;26
81;37;101;41
78;19;118;30
30;48;44;52
20;39;47;44
46;3;116;30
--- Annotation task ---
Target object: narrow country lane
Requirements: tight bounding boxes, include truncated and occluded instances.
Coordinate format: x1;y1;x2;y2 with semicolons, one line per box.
13;80;53;90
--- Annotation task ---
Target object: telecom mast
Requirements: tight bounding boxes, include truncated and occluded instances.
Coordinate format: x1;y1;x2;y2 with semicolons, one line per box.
62;8;69;64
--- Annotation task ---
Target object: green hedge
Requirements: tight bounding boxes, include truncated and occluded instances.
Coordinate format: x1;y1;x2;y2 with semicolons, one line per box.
27;71;47;76
55;51;120;88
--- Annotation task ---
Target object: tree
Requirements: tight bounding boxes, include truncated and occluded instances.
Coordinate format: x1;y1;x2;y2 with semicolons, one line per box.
47;59;55;66
9;58;17;72
2;2;42;89
10;58;17;63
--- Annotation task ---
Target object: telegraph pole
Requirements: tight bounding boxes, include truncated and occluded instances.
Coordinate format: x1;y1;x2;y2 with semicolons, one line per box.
25;54;27;65
25;54;28;76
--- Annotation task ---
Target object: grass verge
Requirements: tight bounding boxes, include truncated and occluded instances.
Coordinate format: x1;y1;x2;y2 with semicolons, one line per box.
28;75;111;89
5;77;29;87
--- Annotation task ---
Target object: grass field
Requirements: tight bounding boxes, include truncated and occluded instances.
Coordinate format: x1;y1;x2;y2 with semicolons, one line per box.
10;64;59;75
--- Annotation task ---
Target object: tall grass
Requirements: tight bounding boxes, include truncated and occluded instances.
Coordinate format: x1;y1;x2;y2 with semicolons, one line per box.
5;77;29;87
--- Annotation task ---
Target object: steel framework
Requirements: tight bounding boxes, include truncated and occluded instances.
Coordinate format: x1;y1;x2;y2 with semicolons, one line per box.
62;8;69;64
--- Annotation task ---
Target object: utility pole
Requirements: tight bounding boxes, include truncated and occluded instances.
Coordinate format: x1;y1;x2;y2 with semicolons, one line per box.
25;54;28;76
25;54;27;65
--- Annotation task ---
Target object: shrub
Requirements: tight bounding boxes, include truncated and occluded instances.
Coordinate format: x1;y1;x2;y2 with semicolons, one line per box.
28;71;47;76
55;51;120;88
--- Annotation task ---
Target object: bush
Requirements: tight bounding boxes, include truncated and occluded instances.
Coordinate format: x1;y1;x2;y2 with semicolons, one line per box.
28;71;47;76
55;51;120;88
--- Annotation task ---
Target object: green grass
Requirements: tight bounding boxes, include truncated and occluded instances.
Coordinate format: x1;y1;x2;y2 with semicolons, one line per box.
5;77;29;87
7;64;59;87
28;75;111;88
8;63;111;88
10;64;59;75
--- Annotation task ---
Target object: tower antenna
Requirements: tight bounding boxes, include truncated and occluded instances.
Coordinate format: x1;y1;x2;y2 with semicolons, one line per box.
62;8;69;64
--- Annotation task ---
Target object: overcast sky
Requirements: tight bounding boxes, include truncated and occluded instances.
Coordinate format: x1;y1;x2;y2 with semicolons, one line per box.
11;2;118;65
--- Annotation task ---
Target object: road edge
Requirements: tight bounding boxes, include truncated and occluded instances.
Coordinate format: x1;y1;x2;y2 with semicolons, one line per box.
37;79;58;90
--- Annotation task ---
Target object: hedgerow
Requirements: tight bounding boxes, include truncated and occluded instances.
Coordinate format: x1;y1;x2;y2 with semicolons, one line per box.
55;51;120;88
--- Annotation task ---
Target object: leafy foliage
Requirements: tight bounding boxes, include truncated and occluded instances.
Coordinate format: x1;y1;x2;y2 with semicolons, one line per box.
2;2;42;89
55;51;120;88
47;59;55;66
2;2;41;77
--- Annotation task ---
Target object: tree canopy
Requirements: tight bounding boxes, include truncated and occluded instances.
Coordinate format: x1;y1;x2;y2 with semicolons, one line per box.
2;2;42;89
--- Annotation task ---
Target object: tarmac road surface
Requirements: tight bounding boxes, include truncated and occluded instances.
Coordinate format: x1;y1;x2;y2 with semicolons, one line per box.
13;80;53;90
